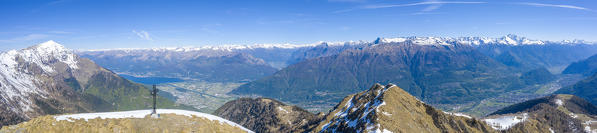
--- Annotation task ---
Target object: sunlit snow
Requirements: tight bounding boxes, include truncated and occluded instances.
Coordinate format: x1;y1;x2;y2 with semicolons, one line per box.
484;113;528;130
54;109;254;133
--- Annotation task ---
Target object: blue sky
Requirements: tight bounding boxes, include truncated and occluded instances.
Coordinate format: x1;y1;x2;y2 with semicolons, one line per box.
0;0;596;50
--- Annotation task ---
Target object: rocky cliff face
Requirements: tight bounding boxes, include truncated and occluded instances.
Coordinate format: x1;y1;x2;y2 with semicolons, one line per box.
0;41;188;126
214;98;322;133
313;83;495;133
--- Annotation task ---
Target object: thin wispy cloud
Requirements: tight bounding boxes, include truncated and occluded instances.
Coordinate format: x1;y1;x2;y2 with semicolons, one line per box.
362;1;485;9
328;0;367;3
48;31;72;34
132;30;153;41
516;2;592;11
0;34;50;43
334;1;486;13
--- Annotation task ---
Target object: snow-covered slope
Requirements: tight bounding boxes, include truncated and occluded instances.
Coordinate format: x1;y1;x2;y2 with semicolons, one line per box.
0;40;79;116
54;109;253;133
483;113;528;130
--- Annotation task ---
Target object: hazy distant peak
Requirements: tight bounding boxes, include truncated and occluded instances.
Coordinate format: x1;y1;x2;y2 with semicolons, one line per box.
375;34;596;46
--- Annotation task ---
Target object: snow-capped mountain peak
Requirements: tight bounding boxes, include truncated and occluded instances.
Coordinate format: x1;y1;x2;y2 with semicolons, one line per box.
0;40;80;116
32;40;65;49
20;40;79;71
375;34;555;46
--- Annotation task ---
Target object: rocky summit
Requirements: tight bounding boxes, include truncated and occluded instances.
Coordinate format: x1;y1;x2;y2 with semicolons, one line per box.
314;83;494;133
215;98;322;133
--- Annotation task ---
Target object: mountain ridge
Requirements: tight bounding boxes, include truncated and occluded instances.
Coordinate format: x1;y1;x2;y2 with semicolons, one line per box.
0;41;190;126
484;94;597;132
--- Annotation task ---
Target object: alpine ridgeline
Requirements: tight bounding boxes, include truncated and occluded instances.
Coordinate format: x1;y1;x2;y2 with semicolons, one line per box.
484;94;597;133
214;98;322;133
563;53;597;76
0;109;253;133
0;41;188;126
217;83;496;133
314;83;494;133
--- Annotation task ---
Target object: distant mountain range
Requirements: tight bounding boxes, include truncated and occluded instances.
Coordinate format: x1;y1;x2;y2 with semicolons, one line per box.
230;35;597;113
231;42;521;112
76;35;597;115
78;49;280;82
78;34;597;83
0;41;190;126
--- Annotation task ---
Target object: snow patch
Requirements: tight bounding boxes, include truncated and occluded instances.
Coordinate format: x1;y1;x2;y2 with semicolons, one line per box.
278;106;289;114
443;111;472;119
549;128;554;133
585;121;597;133
371;124;393;133
54;109;253;133
381;111;392;116
484;113;528;130
555;99;563;106
570;113;578;118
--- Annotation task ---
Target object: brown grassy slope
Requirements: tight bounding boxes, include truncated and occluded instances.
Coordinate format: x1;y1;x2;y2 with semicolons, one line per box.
314;84;495;133
0;114;248;133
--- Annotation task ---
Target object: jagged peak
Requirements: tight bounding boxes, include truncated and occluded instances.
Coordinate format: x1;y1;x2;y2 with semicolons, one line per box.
317;83;492;132
1;40;79;73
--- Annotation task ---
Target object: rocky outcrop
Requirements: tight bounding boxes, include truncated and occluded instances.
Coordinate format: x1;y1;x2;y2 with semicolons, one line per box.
214;98;322;133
